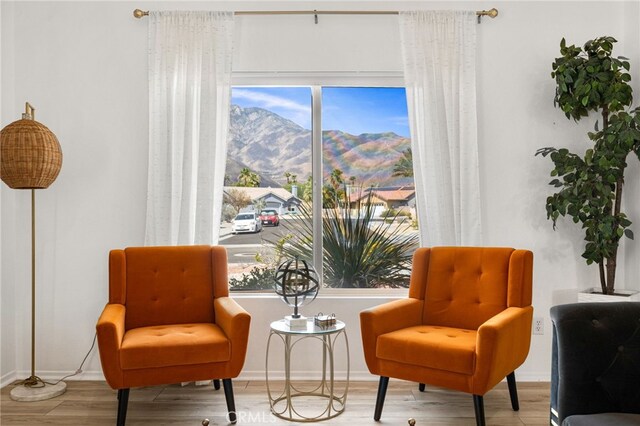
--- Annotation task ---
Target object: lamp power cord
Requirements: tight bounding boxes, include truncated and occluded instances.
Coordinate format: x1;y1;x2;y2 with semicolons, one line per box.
19;333;97;388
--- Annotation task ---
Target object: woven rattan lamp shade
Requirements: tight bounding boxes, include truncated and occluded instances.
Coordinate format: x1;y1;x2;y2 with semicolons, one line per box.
1;118;63;189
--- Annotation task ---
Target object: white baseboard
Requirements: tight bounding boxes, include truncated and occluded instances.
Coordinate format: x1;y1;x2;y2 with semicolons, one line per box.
516;371;550;382
2;369;551;388
1;371;17;388
239;370;551;382
3;370;106;387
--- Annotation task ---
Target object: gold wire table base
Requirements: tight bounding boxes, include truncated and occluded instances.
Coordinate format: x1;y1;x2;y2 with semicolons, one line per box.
266;320;349;422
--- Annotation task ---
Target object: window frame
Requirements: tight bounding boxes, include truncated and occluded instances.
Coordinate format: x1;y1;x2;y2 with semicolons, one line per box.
228;71;411;297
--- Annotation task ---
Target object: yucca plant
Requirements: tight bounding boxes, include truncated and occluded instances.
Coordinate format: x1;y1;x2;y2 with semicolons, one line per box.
268;188;419;288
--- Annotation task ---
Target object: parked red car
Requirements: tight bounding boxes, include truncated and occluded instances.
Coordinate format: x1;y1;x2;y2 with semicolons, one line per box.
259;209;280;226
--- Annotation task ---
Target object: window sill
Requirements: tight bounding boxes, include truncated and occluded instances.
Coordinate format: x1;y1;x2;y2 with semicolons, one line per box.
231;287;409;299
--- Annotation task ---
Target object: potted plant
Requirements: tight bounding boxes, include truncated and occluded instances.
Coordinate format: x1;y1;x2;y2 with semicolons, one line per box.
536;36;640;299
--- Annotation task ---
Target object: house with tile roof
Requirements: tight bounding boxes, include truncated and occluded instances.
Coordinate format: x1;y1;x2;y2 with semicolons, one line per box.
348;186;416;211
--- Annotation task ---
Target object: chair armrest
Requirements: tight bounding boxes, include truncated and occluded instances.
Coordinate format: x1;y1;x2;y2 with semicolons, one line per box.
550;303;640;424
214;297;251;377
473;306;533;394
360;298;424;375
96;303;126;389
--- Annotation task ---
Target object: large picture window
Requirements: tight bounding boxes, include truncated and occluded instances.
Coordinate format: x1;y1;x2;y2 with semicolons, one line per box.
220;86;418;291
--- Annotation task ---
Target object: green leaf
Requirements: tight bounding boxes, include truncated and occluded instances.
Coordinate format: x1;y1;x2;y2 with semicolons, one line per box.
625;229;634;240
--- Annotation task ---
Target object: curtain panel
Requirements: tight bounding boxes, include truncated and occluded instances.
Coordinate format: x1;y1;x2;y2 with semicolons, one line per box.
146;11;234;245
399;11;482;246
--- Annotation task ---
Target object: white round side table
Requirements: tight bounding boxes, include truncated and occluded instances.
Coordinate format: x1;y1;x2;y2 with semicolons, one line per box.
266;319;350;422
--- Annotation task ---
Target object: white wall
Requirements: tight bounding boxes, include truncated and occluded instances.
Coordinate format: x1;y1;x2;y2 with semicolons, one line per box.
1;0;639;387
621;0;640;297
1;0;17;385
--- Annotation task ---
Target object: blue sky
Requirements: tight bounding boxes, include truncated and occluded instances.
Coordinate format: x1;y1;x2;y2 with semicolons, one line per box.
231;86;410;138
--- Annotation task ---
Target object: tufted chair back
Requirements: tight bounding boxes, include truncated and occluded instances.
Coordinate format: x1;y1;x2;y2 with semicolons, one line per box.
550;302;640;425
408;247;533;330
108;245;230;331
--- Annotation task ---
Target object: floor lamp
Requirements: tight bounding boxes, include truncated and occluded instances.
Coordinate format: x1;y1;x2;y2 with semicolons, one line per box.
1;102;65;401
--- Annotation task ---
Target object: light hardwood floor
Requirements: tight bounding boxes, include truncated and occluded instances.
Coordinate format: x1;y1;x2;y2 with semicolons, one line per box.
1;380;550;425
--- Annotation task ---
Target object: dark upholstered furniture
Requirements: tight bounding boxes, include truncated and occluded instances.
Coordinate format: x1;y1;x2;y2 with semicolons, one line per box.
550;302;640;426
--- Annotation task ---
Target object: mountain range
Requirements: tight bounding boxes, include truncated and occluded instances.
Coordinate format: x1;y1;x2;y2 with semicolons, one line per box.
227;105;413;188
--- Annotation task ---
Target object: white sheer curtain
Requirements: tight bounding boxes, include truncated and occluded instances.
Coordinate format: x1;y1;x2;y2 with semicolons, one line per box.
399;11;482;246
145;11;234;246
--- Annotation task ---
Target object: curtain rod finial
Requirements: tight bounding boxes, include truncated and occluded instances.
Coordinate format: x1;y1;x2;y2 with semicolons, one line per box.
133;9;148;19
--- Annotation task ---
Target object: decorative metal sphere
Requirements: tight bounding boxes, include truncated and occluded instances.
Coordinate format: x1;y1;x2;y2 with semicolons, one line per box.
273;257;319;317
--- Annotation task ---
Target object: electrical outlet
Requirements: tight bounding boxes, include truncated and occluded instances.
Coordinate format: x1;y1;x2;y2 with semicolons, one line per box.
533;317;544;335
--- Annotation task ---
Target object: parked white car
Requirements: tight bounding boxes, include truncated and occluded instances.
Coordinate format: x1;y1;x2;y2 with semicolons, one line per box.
232;212;262;234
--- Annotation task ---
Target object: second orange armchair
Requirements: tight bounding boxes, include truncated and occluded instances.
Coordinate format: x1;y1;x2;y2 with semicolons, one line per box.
360;246;533;426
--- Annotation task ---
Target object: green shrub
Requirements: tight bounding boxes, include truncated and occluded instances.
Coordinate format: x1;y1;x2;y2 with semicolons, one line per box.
380;208;398;218
229;265;275;291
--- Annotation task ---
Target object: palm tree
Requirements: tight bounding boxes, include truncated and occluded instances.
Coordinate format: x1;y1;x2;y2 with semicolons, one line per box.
284;171;298;185
392;148;414;178
323;168;346;208
329;168;344;189
237;167;261;187
253;198;266;213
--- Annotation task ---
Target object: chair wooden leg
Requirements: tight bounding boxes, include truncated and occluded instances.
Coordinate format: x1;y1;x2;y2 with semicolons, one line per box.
213;379;221;390
473;395;485;426
116;388;130;426
374;376;389;421
507;371;519;411
222;379;236;424
418;383;425;392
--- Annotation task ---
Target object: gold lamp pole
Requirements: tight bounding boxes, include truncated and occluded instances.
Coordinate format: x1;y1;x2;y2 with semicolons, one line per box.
1;102;65;401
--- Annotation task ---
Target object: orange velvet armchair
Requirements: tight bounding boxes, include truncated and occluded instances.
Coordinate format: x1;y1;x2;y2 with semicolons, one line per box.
360;247;533;426
96;246;251;425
